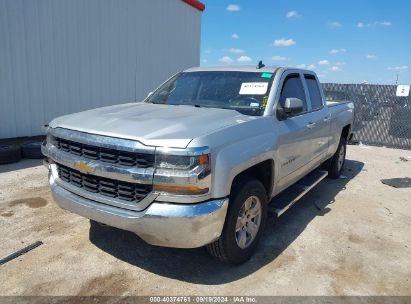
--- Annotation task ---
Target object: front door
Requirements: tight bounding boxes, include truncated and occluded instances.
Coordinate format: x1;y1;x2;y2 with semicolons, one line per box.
275;73;314;189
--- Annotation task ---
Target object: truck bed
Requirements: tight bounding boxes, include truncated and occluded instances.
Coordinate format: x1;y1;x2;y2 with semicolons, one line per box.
326;100;352;107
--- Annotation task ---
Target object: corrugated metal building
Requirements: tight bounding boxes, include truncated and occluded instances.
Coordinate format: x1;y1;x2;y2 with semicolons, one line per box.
0;0;204;139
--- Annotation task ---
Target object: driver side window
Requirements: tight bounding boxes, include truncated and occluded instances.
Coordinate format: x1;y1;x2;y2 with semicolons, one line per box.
277;74;308;116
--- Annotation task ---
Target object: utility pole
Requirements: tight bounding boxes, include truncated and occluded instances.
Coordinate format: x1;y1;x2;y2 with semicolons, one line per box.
395;71;400;85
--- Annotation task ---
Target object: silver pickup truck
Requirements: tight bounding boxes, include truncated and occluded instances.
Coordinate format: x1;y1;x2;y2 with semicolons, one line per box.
42;65;354;264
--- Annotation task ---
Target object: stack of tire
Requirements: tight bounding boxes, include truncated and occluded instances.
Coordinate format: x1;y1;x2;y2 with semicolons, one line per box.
0;141;43;164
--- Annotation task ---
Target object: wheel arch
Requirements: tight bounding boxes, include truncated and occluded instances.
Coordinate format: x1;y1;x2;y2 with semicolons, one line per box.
341;124;351;140
230;159;275;199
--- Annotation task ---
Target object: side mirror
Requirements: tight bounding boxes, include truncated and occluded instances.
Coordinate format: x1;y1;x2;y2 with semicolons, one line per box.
284;98;303;115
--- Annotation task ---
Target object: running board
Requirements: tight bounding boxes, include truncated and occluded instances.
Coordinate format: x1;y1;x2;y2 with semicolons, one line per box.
269;170;328;217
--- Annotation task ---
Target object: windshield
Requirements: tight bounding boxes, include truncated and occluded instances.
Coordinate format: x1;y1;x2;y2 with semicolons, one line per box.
145;71;275;116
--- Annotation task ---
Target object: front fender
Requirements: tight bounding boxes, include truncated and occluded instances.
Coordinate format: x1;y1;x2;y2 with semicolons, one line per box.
211;133;277;198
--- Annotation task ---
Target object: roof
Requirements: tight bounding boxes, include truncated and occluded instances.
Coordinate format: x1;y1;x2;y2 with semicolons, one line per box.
181;0;205;12
185;65;319;74
185;65;281;73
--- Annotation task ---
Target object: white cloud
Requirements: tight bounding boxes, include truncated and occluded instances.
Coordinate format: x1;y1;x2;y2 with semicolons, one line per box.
237;56;252;63
358;21;392;28
219;56;234;64
377;21;392;27
329;48;347;54
335;62;346;66
272;55;289;61
329;21;342;28
317;74;327;79
388;66;408;71
202;59;208;63
204;48;212;54
273;38;296;47
297;64;316;69
318;60;330;65
228;48;245;54
366;54;377;59
231;33;239;39
226;4;240;11
286;11;300;18
330;66;342;71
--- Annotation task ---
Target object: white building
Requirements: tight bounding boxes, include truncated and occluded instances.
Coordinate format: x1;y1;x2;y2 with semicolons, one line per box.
0;0;204;138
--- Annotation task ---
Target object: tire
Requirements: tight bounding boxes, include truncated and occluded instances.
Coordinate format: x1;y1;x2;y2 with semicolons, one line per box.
324;136;347;179
0;144;22;164
21;141;43;159
90;219;108;227
206;176;268;264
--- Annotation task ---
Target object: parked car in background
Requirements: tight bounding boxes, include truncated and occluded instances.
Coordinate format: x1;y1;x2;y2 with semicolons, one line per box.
389;98;411;138
42;65;354;264
355;93;379;122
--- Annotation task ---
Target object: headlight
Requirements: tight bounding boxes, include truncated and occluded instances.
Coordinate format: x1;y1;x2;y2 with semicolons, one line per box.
46;132;57;147
155;154;209;172
153;147;211;195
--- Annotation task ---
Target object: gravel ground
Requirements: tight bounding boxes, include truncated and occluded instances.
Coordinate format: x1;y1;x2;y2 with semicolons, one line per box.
0;145;410;296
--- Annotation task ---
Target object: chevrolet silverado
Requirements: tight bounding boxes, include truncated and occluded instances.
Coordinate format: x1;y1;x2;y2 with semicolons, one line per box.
42;65;354;264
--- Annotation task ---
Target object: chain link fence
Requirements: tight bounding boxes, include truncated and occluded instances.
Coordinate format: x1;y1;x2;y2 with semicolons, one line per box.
322;83;411;150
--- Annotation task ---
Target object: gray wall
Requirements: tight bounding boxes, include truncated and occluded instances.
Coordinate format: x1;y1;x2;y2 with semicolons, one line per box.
0;0;201;138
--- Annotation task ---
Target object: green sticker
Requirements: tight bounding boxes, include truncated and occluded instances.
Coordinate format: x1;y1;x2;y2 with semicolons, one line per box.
261;73;273;79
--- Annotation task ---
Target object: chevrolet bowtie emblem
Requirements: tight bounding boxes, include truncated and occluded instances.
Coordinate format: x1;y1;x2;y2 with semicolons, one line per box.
74;162;94;174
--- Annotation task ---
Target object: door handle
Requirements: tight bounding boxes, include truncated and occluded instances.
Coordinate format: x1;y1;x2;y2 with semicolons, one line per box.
324;117;331;122
306;122;316;129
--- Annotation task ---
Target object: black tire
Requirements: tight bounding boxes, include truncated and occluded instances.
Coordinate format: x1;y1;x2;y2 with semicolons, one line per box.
0;144;22;164
90;219;108;227
206;176;268;264
21;141;43;159
324;136;347;179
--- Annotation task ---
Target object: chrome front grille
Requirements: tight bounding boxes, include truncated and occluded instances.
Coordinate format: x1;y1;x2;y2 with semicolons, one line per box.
57;164;152;202
55;137;155;168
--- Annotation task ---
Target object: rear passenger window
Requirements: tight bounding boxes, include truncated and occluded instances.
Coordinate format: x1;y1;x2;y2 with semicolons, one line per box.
305;75;323;110
278;74;307;112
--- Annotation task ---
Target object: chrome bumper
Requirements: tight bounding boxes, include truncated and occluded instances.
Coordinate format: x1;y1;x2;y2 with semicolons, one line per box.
49;172;228;248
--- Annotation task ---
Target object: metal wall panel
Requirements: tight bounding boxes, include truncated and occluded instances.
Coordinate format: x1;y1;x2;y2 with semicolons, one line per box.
0;0;201;138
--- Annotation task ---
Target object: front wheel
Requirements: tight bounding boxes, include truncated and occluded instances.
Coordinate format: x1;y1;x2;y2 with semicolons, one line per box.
324;136;347;179
206;176;267;264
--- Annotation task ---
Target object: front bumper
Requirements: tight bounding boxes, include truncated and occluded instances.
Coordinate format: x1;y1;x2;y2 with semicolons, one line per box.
49;171;228;248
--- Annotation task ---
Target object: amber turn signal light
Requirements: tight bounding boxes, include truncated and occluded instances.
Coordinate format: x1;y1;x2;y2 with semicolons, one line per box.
153;184;209;195
198;154;209;165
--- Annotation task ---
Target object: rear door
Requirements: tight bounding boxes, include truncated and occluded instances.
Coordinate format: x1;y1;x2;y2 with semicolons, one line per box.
303;74;330;160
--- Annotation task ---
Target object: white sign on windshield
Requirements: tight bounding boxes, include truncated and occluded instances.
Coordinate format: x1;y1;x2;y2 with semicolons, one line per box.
396;85;410;97
239;82;268;95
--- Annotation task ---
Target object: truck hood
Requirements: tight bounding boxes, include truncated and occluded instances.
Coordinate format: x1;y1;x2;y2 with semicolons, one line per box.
49;102;254;148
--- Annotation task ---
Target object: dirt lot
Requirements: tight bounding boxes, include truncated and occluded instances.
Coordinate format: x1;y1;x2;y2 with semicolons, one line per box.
0;145;410;296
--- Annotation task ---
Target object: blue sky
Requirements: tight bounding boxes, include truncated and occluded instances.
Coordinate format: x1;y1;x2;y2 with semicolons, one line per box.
200;0;411;84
